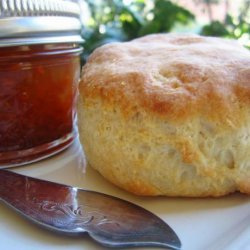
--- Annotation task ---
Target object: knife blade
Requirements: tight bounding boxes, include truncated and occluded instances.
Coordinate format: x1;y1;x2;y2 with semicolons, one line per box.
0;169;181;249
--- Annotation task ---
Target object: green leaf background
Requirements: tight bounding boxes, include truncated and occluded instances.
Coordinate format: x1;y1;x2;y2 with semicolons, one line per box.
81;0;250;63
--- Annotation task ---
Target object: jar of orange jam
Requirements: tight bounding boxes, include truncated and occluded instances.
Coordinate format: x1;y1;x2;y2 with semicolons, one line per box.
0;0;83;167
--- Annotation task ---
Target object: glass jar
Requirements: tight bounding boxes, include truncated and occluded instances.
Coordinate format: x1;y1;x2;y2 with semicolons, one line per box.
0;0;83;167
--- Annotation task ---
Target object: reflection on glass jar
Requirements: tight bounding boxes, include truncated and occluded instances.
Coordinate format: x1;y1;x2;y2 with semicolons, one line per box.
0;44;82;167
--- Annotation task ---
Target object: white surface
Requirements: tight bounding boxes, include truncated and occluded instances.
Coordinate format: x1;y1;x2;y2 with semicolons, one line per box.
0;139;249;250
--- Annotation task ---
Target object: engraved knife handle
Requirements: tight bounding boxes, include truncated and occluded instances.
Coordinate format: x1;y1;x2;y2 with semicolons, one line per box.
0;169;181;249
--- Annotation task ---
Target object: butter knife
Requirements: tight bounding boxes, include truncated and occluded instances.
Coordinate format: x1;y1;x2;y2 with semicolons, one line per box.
0;169;181;249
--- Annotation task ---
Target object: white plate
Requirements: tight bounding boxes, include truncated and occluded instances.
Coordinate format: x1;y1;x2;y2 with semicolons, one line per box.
0;138;249;250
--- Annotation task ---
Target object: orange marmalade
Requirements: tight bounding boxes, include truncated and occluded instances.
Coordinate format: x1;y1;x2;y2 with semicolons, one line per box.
0;44;82;166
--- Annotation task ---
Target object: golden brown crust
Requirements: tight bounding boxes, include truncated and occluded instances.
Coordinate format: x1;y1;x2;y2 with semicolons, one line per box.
78;34;250;197
80;34;250;126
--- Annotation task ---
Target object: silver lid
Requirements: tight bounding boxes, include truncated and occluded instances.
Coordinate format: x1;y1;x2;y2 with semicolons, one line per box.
0;0;84;47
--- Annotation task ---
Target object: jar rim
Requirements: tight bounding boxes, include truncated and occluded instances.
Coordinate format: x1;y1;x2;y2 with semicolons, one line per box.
0;0;84;46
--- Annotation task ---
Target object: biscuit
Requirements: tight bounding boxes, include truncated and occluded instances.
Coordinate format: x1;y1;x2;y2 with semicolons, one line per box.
77;33;250;197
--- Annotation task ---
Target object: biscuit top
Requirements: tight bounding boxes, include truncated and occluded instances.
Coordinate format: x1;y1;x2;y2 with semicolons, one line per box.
79;34;250;128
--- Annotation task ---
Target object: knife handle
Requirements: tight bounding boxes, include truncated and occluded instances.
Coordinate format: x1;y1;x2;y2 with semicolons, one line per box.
0;169;181;249
0;169;86;233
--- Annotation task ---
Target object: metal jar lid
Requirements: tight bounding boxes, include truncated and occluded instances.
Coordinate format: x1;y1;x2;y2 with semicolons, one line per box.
0;0;84;47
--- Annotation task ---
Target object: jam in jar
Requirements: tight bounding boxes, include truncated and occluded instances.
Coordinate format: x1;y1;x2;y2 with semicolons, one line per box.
0;44;82;166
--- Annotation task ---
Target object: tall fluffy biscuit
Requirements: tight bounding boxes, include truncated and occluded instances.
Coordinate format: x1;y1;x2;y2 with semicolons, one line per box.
77;34;250;197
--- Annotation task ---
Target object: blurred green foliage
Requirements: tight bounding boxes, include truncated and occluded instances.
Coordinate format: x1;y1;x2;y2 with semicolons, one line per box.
201;1;250;48
82;0;250;62
82;0;194;61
